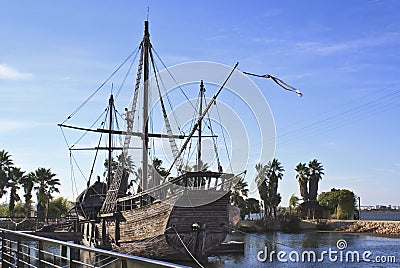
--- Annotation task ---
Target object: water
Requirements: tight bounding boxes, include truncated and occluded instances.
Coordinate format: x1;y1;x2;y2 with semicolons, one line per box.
107;231;400;267
6;231;399;267
361;211;400;221
205;232;400;267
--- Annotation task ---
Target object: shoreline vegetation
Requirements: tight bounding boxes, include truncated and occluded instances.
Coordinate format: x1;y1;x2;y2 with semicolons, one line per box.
238;219;400;238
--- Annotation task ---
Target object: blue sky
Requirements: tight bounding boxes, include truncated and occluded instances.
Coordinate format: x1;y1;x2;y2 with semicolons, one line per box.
0;0;399;206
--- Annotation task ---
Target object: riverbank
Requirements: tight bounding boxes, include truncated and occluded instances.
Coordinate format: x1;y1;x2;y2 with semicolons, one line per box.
339;220;400;236
305;219;400;237
238;219;400;237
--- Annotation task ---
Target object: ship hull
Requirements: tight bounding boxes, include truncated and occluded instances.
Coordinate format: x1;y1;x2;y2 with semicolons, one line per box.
80;190;230;261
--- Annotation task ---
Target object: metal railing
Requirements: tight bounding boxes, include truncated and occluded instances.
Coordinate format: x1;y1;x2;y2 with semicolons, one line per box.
0;228;190;268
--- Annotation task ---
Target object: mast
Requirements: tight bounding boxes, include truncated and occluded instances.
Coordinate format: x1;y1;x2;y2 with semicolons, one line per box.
142;21;150;190
197;81;205;171
107;94;114;189
167;62;238;174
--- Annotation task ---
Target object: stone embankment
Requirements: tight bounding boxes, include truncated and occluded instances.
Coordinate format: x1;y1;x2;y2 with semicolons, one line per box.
343;220;400;236
301;219;400;236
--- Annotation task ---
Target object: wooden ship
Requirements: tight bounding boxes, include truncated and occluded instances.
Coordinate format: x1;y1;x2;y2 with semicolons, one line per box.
59;21;245;261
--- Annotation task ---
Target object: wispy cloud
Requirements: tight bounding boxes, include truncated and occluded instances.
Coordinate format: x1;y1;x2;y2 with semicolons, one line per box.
371;167;397;174
325;141;337;146
296;32;400;55
251;37;285;44
0;64;33;80
0;120;42;134
261;9;283;19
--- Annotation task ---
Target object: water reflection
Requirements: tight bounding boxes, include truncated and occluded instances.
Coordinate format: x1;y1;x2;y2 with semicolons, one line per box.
8;232;399;267
208;231;400;268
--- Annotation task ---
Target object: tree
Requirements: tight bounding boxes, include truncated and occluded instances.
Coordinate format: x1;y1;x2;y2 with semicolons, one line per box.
308;159;324;201
255;163;269;218
134;167;143;193
289;194;300;214
105;153;135;180
103;157;119;179
0;150;13;169
148;158;170;188
117;153;136;195
0;150;13;198
151;158;169;177
47;197;72;218
7;167;24;217
183;160;210;173
246;198;261;215
230;177;249;205
20;172;35;215
0;203;8;216
117;153;135;176
32;168;60;221
295;162;310;202
255;159;284;219
266;158;284;219
192;159;210;172
318;188;356;219
230;177;249;219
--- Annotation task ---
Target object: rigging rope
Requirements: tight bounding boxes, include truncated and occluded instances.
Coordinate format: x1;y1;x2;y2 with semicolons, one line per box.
87;110;109;185
243;84;400;149
215;103;233;173
100;44;145;214
149;49;184;172
152;49;198;112
183;96;200;170
167;63;239;174
150;53;182;133
205;108;222;172
71;108;107;149
69;152;87;219
61;46;140;124
115;47;141;100
172;227;205;268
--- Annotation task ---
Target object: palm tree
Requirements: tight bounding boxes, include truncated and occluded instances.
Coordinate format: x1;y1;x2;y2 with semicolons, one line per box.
230;177;248;205
308;159;324;201
7;167;24;217
21;172;35;215
149;158;169;188
0;150;13;169
266;158;284;219
0;150;13;198
32;168;60;221
289;193;300;214
117;153;135;175
103;157;119;179
295;163;310;202
230;177;249;219
255;163;269;218
117;153;136;194
192;159;210;172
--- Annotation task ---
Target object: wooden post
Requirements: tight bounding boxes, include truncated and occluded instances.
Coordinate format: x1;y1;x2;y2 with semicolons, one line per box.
38;240;44;268
69;246;78;268
121;259;128;268
102;220;106;245
1;230;8;268
115;214;120;246
59;245;67;266
16;237;23;267
27;246;31;267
